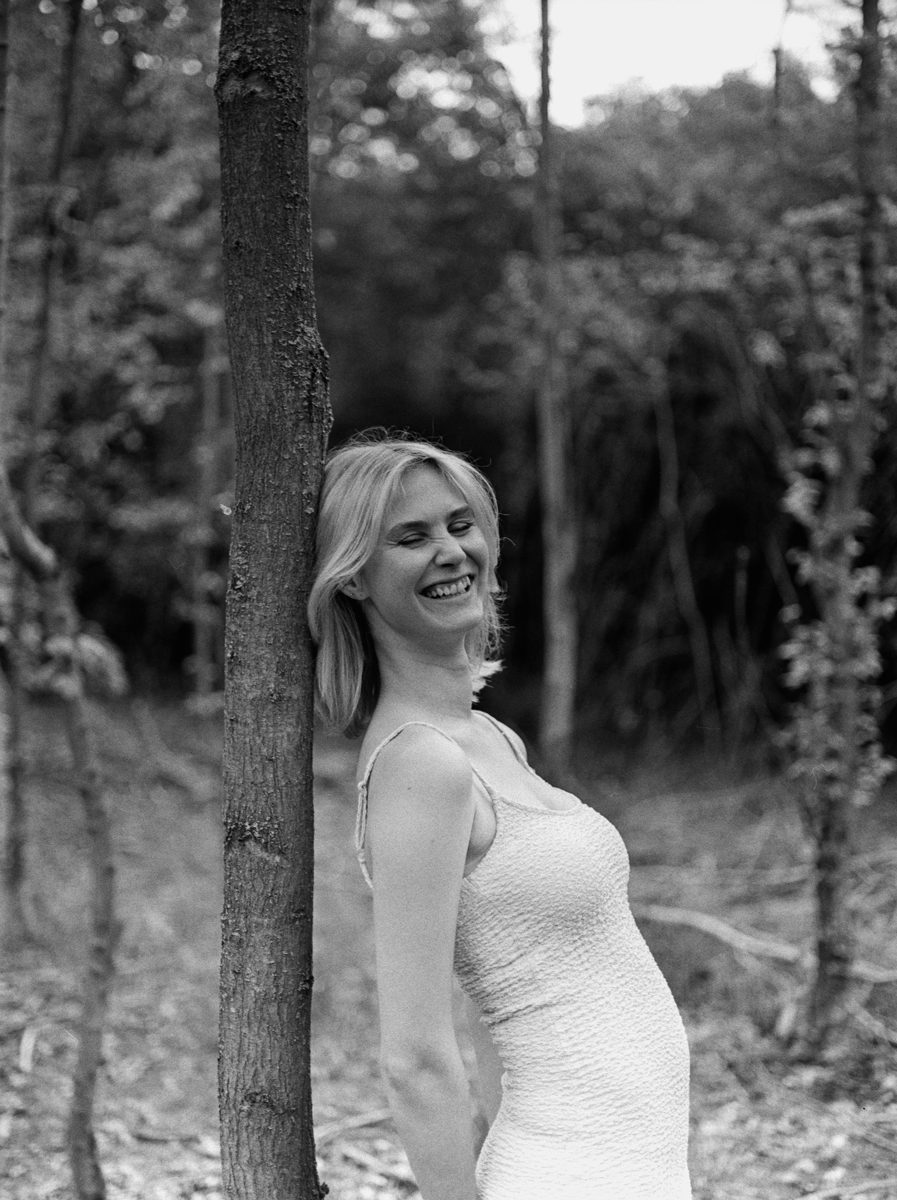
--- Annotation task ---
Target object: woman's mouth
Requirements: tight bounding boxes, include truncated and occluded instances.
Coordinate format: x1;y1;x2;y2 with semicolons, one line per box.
421;575;473;600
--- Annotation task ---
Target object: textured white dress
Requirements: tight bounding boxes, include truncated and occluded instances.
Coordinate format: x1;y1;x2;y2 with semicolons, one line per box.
355;716;692;1200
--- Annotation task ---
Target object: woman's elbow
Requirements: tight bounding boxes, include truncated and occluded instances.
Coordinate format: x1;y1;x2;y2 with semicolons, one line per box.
380;1037;462;1099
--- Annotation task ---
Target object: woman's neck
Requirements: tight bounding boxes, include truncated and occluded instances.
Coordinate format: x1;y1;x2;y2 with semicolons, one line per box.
374;643;474;723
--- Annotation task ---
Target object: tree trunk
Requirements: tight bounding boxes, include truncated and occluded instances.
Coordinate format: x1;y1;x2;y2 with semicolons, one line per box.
63;687;117;1200
535;0;577;771
0;610;27;947
22;0;83;519
0;0;29;950
1;0;83;947
215;0;331;1195
653;371;722;750
0;467;118;1199
771;1;794;137
801;0;886;1049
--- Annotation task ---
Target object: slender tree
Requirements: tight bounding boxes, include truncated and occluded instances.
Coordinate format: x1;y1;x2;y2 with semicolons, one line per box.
535;0;577;769
772;0;795;136
215;0;331;1195
0;475;120;1200
0;14;119;1192
22;0;83;519
0;0;27;950
1;0;83;947
653;370;722;749
781;0;892;1050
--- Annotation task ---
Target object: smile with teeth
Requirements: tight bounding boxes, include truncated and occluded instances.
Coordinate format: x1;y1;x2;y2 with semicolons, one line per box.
421;575;473;600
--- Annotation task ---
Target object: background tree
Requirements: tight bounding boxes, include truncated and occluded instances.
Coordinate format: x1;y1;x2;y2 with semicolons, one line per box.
0;8;123;1196
215;0;331;1196
0;0;25;948
777;0;895;1050
1;0;84;948
534;0;577;769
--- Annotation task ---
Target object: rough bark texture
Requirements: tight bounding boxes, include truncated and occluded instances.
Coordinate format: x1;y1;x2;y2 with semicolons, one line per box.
215;0;331;1196
535;0;577;771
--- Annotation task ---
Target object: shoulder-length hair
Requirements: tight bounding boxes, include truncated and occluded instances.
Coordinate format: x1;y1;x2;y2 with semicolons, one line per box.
308;431;503;734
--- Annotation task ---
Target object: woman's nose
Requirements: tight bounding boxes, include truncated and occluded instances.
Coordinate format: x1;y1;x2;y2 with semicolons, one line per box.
434;533;466;563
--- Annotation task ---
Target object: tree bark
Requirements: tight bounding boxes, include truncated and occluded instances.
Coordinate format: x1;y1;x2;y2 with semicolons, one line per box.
215;0;331;1196
535;0;577;771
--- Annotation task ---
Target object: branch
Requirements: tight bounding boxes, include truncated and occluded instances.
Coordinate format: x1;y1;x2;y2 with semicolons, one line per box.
338;1144;415;1186
315;1107;391;1149
0;464;56;580
799;1180;897;1200
633;903;897;983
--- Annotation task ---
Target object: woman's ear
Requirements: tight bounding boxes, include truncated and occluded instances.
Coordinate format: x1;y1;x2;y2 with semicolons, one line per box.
340;576;368;601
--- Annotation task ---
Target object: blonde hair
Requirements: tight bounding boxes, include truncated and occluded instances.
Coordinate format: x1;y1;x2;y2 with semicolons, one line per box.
308;431;503;733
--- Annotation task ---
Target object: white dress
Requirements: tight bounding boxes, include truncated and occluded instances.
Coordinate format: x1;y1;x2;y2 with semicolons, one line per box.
355;716;692;1200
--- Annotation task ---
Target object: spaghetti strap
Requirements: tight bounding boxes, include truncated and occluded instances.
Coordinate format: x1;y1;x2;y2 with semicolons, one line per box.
354;721;493;889
477;711;529;766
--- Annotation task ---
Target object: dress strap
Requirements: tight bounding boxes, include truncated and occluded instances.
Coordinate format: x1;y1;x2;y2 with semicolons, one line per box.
477;711;529;765
355;721;488;889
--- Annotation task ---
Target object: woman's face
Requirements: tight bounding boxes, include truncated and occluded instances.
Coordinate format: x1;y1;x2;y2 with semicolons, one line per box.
349;465;490;652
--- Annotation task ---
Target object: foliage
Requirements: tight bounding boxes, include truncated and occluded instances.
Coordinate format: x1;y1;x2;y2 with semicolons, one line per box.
767;198;897;819
309;0;535;425
4;0;897;755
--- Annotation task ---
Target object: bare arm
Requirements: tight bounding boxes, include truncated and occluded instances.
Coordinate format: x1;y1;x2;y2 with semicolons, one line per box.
366;728;479;1200
465;995;503;1129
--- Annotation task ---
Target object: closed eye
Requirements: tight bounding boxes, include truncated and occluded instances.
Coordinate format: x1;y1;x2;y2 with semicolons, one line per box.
387;507;476;546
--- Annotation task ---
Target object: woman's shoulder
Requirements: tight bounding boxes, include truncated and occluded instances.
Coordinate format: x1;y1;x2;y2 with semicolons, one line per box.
357;719;473;797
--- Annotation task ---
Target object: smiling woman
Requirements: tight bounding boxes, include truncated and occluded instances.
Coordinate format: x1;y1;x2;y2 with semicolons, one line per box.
342;470;488;655
307;432;503;736
308;430;692;1200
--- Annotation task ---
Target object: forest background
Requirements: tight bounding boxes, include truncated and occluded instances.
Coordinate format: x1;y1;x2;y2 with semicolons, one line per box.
3;0;897;1198
7;0;897;749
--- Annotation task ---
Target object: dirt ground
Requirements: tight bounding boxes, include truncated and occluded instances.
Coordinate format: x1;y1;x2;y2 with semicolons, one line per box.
2;699;896;1200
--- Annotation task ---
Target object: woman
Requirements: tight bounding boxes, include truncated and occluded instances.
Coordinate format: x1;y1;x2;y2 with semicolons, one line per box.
308;432;692;1200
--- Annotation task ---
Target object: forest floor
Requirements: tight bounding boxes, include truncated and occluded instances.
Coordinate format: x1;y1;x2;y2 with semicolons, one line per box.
2;697;897;1200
